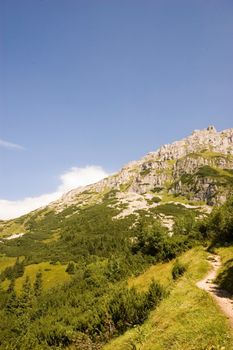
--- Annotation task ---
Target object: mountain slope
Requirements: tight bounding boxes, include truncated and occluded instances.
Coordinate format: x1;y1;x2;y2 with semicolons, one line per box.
0;126;233;350
1;126;233;240
103;248;233;350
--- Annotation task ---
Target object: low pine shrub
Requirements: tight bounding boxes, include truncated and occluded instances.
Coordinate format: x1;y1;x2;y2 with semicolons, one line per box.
172;260;186;280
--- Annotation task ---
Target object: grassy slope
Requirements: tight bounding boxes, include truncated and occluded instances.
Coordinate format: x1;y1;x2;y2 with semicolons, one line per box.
217;246;233;266
1;261;71;292
216;246;233;295
104;247;233;350
0;221;25;238
128;260;173;291
0;256;16;272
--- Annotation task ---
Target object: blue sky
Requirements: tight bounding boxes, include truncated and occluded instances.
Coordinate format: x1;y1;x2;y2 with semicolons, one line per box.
1;0;233;218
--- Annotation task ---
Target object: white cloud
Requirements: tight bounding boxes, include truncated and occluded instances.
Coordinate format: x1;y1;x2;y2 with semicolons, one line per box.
0;165;109;220
0;193;60;221
0;139;24;150
58;166;108;193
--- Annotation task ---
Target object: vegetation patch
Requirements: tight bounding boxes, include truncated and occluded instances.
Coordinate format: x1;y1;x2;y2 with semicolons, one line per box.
140;168;151;177
146;196;161;205
151;203;196;217
171;260;186;280
196;165;220;178
204;197;233;295
103;248;233;350
0;255;16;273
151;187;163;193
196;166;233;185
1;261;71;292
216;246;233;295
180;173;194;185
224;169;233;176
119;183;131;192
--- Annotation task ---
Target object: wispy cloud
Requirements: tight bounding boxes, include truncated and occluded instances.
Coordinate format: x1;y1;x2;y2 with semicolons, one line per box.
0;139;24;150
0;165;109;220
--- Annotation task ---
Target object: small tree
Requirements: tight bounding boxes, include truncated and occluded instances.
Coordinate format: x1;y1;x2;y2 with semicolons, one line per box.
20;276;34;311
7;278;16;294
5;279;18;314
146;279;165;308
172;260;186;280
132;221;169;260
14;257;25;278
66;261;76;275
34;271;43;297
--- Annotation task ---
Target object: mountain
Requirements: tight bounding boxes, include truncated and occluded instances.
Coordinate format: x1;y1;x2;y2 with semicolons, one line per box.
0;126;233;350
2;125;232;238
53;125;233;210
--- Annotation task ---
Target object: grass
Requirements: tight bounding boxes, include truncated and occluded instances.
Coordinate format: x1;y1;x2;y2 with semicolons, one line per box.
128;260;173;292
197;166;233;181
153;192;206;207
1;261;71;293
0;221;25;238
145;197;161;205
180;150;233;161
160;193;190;204
150;202;198;218
140;168;152;177
103;247;233;350
0;255;17;272
225;169;233;176
216;245;233;295
216;246;233;264
198;150;233;161
120;183;132;192
42;230;61;243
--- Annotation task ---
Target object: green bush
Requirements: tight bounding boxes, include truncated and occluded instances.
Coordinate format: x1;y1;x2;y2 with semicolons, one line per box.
66;261;76;275
146;279;165;308
0;257;25;281
172;260;186;280
108;280;165;334
207;197;233;244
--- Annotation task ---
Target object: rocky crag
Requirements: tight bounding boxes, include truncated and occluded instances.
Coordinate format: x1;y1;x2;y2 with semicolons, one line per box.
54;126;233;211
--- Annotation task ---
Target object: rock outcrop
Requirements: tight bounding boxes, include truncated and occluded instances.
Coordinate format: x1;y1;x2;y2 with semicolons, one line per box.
52;126;233;210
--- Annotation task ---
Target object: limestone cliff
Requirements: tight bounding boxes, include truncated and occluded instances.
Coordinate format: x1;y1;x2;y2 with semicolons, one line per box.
53;126;233;210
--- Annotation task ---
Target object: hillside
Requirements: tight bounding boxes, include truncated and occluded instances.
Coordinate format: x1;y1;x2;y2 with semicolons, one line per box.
0;126;233;349
1;126;233;240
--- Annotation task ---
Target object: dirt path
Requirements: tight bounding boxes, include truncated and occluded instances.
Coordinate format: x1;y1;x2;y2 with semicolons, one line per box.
197;255;233;328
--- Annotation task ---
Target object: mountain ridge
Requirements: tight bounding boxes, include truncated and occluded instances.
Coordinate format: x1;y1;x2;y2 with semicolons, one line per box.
1;125;233;238
51;125;233;211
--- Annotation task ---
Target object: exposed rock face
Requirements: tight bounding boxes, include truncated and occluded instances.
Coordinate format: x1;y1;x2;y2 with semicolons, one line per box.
52;126;233;210
171;152;233;205
153;126;233;161
173;154;233;178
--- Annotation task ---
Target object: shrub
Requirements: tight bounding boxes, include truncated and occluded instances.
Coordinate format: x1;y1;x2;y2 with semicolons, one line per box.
66;261;76;275
108;287;148;333
172;260;186;280
146;279;165;308
132;222;169;259
207;197;233;244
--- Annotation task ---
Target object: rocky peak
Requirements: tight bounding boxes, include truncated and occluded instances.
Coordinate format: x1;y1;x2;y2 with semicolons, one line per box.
52;126;233;210
142;126;233;163
207;125;217;132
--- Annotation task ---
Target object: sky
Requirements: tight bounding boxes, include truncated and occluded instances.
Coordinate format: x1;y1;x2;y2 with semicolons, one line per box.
1;0;233;219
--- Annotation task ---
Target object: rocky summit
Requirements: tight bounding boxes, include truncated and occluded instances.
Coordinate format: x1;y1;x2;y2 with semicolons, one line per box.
53;126;233;213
